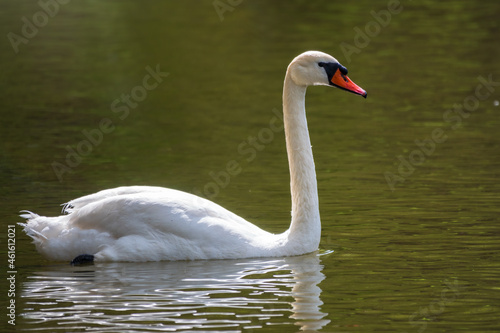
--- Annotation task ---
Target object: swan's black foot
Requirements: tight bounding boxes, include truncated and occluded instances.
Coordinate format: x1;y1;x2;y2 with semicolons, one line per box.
70;254;95;266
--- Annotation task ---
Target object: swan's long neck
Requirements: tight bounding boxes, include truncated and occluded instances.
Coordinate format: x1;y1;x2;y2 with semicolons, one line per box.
282;72;321;250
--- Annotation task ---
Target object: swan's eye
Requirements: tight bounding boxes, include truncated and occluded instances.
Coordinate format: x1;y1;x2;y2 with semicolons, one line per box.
318;62;325;67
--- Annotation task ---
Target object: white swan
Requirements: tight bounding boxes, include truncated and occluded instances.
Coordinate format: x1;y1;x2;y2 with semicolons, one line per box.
20;51;366;263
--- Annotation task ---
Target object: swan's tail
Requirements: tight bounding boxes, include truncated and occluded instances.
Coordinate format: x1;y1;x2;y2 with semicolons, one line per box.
19;210;48;241
19;210;112;262
18;210;76;261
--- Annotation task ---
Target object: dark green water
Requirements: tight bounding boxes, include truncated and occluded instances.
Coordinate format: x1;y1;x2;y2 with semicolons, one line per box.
1;1;499;332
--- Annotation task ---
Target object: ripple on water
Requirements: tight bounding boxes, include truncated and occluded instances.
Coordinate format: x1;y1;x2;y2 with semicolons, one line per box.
20;255;330;332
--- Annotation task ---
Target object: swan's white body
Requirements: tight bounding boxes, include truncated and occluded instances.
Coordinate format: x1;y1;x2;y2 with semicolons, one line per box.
20;51;366;262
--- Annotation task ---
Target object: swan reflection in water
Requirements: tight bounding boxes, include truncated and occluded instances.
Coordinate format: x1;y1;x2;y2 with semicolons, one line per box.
21;253;330;332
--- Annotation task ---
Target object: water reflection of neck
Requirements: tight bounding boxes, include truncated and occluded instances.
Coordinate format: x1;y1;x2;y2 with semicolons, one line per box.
286;254;330;331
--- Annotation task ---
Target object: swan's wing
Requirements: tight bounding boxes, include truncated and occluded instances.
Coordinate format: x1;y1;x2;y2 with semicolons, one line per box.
71;189;266;238
62;186;170;213
67;189;273;261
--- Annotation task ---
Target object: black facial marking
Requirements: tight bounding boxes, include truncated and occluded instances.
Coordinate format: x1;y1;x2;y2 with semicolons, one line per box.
318;62;348;85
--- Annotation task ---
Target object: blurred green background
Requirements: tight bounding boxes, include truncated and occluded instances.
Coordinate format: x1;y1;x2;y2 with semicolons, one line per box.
1;0;499;332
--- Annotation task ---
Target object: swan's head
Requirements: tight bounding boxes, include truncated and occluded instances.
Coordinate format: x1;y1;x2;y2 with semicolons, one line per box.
287;51;367;98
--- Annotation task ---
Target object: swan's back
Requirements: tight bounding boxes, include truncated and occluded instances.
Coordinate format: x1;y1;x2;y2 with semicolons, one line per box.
21;186;277;261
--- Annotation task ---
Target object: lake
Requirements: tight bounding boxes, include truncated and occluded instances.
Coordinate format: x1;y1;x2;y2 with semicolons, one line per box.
1;0;499;332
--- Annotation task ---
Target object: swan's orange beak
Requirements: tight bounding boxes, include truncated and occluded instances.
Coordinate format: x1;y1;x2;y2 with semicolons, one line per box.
331;69;367;98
